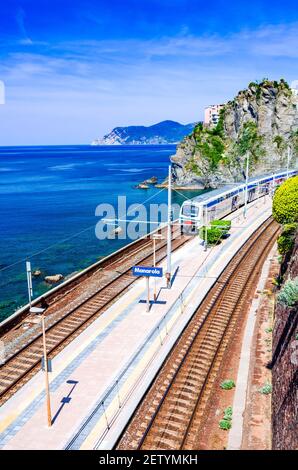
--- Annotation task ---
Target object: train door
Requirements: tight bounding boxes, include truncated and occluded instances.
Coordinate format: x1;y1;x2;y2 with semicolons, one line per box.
231;195;239;211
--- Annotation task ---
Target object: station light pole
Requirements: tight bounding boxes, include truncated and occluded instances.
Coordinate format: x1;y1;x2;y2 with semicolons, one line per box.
152;233;163;300
243;153;249;219
166;165;172;288
31;306;52;427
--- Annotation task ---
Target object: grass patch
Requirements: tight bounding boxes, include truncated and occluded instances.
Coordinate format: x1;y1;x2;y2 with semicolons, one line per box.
219;419;232;430
220;379;235;390
219;406;233;430
259;382;272;395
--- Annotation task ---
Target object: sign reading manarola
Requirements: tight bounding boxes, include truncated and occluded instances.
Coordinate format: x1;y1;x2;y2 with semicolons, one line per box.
0;0;297;464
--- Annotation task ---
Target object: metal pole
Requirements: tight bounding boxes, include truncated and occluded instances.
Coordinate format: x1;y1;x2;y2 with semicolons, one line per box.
287;146;291;179
244;153;249;219
42;315;52;427
166;165;172;288
153;238;157;301
204;205;208;251
146;277;150;312
26;261;33;307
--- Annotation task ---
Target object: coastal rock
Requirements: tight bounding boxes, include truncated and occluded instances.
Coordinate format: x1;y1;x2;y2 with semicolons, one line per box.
136;183;149;189
44;274;64;284
144;176;158;184
171;79;298;189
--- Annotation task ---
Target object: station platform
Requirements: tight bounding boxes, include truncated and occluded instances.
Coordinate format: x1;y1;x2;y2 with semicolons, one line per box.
0;197;273;450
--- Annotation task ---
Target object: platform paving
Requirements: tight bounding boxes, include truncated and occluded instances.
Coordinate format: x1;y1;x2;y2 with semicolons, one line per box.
0;197;272;450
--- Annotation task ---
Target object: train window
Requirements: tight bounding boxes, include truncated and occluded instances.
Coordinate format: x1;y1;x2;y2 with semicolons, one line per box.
182;204;199;217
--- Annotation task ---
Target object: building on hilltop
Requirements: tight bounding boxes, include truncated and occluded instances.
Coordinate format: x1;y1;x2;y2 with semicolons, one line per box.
204;104;224;127
291;80;298;96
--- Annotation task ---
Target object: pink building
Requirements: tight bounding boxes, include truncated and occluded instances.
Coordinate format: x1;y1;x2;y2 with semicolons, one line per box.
204;104;224;126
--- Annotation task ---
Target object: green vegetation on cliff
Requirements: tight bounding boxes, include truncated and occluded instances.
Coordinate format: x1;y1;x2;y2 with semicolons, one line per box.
277;223;298;255
225;121;266;170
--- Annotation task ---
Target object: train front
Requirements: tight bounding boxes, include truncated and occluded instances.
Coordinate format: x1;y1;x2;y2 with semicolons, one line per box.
179;201;202;235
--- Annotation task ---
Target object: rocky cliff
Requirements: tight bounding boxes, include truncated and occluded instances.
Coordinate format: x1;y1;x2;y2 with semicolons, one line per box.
172;79;298;188
92;120;196;145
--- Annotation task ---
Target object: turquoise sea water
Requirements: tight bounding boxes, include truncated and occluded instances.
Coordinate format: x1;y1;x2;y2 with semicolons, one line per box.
0;145;203;321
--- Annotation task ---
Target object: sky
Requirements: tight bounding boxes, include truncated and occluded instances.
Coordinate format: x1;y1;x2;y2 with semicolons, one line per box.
0;0;298;145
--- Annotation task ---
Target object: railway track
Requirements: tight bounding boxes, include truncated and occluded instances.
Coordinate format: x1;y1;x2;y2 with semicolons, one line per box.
0;226;187;405
117;217;280;450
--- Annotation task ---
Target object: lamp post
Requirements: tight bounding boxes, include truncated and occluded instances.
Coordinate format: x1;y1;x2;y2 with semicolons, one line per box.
166;165;172;288
30;306;52;427
204;205;208;251
243;153;249;219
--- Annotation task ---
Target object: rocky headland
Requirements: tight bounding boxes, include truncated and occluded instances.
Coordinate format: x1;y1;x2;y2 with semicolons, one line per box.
91;120;196;145
171;79;298;189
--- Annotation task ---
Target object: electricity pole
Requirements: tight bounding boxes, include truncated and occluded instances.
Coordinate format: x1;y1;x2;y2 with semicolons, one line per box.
287;146;291;179
166;165;172;288
244;153;249;218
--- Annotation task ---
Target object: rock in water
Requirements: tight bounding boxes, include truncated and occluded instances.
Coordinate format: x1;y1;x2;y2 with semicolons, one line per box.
45;274;64;284
144;176;158;184
32;270;42;277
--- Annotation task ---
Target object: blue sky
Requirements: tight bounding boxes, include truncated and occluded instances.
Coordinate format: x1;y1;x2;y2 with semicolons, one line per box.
0;0;298;145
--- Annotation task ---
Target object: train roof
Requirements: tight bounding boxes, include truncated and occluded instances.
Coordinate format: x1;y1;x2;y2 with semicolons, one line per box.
181;168;297;206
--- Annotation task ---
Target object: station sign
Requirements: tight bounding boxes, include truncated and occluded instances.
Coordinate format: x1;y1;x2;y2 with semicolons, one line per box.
132;266;163;278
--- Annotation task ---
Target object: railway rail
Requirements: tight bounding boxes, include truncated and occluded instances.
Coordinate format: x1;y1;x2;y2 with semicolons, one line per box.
0;225;187;405
117;217;280;450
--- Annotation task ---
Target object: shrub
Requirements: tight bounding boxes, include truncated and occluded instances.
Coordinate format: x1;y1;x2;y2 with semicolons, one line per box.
273;176;298;224
277;223;298;255
277;277;298;307
199;226;223;245
220;379;235;390
211;219;231;236
199;219;231;245
219;419;232;430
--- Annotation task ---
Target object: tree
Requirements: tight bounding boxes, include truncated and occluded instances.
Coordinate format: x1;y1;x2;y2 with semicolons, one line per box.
236;121;266;166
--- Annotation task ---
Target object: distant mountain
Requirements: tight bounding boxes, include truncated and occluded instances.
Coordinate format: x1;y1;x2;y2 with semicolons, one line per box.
91;120;197;145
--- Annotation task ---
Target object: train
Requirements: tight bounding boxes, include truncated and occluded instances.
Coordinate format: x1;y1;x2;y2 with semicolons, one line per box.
179;169;298;234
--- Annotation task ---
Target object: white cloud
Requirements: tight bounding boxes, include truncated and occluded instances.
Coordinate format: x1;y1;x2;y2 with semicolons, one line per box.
0;80;5;104
0;22;298;144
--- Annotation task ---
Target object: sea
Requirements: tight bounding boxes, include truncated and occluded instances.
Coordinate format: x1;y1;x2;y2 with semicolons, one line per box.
0;145;204;321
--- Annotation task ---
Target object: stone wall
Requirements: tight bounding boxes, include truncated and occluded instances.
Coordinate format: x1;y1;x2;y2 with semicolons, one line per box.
272;233;298;450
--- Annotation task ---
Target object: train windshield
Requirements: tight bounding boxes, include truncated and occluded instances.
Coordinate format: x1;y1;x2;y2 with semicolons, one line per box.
182;204;199;217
